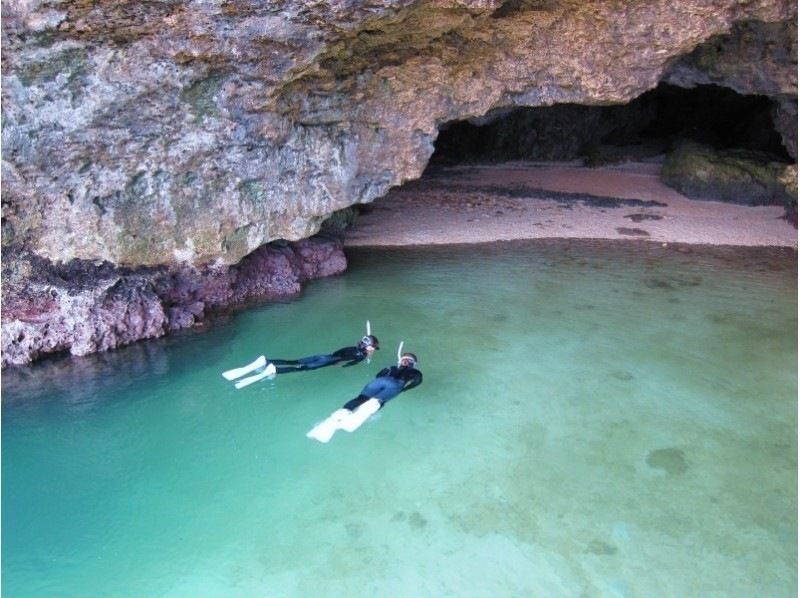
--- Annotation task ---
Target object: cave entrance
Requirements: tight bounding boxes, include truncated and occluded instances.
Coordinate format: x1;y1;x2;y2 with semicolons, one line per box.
345;82;796;248
428;83;792;167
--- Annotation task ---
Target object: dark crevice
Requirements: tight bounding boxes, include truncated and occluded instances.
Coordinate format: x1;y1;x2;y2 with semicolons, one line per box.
430;83;792;167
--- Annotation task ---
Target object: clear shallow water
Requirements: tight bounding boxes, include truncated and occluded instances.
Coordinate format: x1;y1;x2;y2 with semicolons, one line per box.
3;240;797;597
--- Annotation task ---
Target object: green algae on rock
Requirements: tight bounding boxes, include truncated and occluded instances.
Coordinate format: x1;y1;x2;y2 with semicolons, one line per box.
661;141;796;206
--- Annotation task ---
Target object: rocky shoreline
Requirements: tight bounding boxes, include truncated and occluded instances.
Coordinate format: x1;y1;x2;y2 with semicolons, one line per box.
1;236;346;368
2;1;795;370
4;161;796;369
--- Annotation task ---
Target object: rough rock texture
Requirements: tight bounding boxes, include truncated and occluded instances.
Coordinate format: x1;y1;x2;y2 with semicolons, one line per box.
664;19;797;96
663;19;798;159
771;97;798;159
1;236;346;367
2;0;797;366
779;165;798;225
2;0;796;268
660;141;796;207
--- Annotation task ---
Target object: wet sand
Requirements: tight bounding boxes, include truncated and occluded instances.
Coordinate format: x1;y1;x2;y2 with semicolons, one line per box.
344;162;797;248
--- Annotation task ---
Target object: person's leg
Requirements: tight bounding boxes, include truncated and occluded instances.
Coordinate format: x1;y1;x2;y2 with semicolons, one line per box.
296;355;336;370
274;364;307;374
345;378;403;410
369;378;404;402
266;358;306;374
343;395;371;411
272;355;335;374
357;378;393;401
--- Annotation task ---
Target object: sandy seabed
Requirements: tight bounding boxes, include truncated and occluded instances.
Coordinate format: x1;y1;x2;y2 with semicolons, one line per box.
344;162;797;249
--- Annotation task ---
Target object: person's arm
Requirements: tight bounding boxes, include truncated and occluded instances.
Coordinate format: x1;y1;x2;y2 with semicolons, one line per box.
402;370;423;392
341;351;365;367
331;347;359;367
376;367;392;377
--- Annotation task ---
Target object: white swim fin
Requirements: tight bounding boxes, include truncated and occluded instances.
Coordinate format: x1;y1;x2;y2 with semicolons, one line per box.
307;399;381;442
341;399;381;433
306;409;351;443
233;363;277;389
222;355;267;380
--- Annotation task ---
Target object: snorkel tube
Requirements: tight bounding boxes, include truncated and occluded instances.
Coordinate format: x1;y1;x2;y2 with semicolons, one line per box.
360;321;374;347
397;341;404;367
363;321;374;363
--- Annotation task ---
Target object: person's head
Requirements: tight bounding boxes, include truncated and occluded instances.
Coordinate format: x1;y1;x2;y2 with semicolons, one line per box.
399;352;417;368
359;334;380;353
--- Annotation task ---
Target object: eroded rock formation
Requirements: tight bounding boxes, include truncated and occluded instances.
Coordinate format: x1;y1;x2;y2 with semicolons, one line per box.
3;0;796;267
1;236;345;367
2;237;347;366
2;0;797;365
663;19;798;158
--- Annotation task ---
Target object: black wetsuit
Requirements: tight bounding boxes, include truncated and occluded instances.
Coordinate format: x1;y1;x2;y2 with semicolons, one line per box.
343;365;423;411
270;345;370;374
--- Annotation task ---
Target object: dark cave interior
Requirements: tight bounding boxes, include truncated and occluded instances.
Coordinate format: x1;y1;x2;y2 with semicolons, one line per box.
429;83;792;166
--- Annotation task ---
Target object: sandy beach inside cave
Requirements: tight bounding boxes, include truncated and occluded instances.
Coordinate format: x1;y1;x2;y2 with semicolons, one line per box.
344;162;797;248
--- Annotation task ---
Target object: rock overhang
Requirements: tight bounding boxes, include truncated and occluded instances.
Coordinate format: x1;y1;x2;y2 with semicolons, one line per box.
1;0;796;267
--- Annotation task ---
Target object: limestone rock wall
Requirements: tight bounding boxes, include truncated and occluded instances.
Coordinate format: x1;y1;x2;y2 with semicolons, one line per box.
1;236;346;367
3;0;796;268
663;19;798;158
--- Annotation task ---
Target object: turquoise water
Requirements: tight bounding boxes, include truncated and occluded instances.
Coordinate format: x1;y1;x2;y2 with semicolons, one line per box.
3;240;797;597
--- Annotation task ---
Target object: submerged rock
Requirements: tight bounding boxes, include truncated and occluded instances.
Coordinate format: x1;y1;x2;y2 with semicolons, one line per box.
646;448;689;475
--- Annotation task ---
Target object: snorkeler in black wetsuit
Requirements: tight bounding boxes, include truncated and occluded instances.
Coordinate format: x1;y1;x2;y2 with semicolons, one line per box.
269;335;380;374
342;352;423;411
305;348;424;441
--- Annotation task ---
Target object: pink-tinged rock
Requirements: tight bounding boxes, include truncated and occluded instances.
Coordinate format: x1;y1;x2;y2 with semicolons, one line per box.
1;236;346;367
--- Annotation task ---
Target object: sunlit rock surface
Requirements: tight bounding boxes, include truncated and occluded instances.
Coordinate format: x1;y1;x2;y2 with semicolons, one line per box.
2;0;796;266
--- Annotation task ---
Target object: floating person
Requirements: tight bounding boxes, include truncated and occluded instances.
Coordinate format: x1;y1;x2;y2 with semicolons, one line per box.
269;333;380;374
222;322;378;389
307;343;423;443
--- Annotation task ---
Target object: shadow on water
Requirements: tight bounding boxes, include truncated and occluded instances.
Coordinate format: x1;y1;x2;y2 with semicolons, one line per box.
2;316;239;412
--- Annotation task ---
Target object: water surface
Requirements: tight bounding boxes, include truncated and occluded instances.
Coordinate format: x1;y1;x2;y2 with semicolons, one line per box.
3;240;797;596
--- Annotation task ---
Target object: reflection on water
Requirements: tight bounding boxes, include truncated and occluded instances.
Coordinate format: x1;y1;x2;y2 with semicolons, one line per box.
2;319;237;411
2;240;797;597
